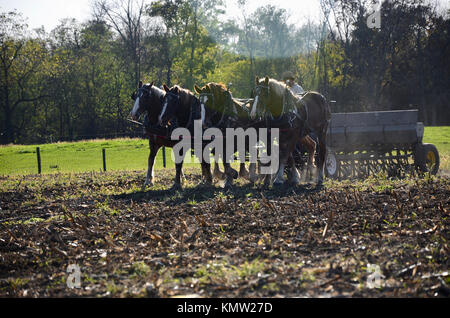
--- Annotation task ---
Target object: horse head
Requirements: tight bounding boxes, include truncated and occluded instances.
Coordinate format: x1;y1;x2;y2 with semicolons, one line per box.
194;83;213;114
250;76;270;120
130;81;155;120
158;85;181;127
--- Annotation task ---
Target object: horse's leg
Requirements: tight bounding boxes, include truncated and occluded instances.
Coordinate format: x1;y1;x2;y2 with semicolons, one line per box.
172;151;187;190
274;132;300;186
213;161;225;180
201;162;213;185
273;161;286;185
142;139;160;191
249;162;258;183
239;162;249;179
223;162;236;189
238;144;249;179
302;135;316;182
287;153;301;185
273;141;288;185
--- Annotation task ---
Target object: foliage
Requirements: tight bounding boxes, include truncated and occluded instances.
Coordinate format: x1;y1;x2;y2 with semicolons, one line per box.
0;0;449;145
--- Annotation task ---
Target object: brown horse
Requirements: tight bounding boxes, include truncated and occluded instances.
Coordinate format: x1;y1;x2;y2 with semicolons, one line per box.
130;81;213;190
250;77;307;186
251;76;330;185
159;83;255;188
156;84;217;189
193;82;261;182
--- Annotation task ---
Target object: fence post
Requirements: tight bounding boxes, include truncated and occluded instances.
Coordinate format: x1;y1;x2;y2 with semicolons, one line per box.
36;147;41;174
102;148;106;172
162;146;166;168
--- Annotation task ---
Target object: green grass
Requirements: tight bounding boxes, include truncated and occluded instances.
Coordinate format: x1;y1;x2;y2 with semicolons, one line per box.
423;126;450;171
0;138;198;176
0;126;448;176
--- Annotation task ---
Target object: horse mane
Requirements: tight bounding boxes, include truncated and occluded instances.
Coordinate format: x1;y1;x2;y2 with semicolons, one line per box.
150;85;165;99
172;85;197;105
258;78;288;98
206;82;227;91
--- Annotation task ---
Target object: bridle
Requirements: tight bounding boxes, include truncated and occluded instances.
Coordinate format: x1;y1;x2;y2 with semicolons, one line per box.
133;86;153;117
252;84;270;119
197;89;238;128
159;91;180;125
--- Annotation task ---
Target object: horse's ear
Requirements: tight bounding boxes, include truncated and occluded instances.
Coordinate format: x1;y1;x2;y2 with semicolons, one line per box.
255;76;260;84
163;84;170;92
264;76;269;85
149;81;154;88
173;86;179;93
139;81;143;88
194;84;201;94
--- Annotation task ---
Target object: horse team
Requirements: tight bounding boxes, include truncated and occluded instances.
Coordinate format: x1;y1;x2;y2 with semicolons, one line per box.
129;76;331;190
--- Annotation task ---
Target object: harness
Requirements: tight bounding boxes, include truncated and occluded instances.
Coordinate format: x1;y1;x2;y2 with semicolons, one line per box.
135;86;173;137
257;85;307;130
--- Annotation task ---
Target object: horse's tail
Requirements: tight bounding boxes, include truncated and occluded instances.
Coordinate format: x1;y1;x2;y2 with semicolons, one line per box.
318;93;331;121
307;92;331;121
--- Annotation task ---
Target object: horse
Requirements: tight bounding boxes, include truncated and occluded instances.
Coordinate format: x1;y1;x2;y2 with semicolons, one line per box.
193;82;263;183
250;76;331;185
153;84;218;189
130;81;169;190
130;81;214;190
158;83;250;188
246;77;306;186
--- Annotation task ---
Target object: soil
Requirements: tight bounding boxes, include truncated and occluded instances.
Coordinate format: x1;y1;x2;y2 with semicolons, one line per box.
0;168;449;297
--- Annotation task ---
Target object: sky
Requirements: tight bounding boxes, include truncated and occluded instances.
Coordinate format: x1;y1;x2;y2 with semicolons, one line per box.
0;0;323;32
1;0;448;32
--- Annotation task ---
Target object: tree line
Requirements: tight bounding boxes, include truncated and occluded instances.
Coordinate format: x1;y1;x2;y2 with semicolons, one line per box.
1;0;449;144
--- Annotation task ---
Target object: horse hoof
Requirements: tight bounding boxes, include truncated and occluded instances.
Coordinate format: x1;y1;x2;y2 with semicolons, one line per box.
239;171;250;180
214;172;225;180
288;180;300;186
170;183;183;191
141;181;153;191
273;178;285;186
249;174;258;183
223;181;233;190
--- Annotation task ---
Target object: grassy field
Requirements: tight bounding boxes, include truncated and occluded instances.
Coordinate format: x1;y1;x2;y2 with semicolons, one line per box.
423;126;450;171
0;138;184;176
0;126;449;176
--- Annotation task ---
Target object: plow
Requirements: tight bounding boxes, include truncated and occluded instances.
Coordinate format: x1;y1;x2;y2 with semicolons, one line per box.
324;109;439;179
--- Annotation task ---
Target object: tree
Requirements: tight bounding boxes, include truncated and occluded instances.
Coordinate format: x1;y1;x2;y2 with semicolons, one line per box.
0;11;49;143
93;0;146;86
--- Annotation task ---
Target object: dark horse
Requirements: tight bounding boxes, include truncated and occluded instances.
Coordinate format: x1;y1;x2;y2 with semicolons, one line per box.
158;83;252;188
251;76;331;185
130;82;168;190
130;81;213;190
154;85;216;189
